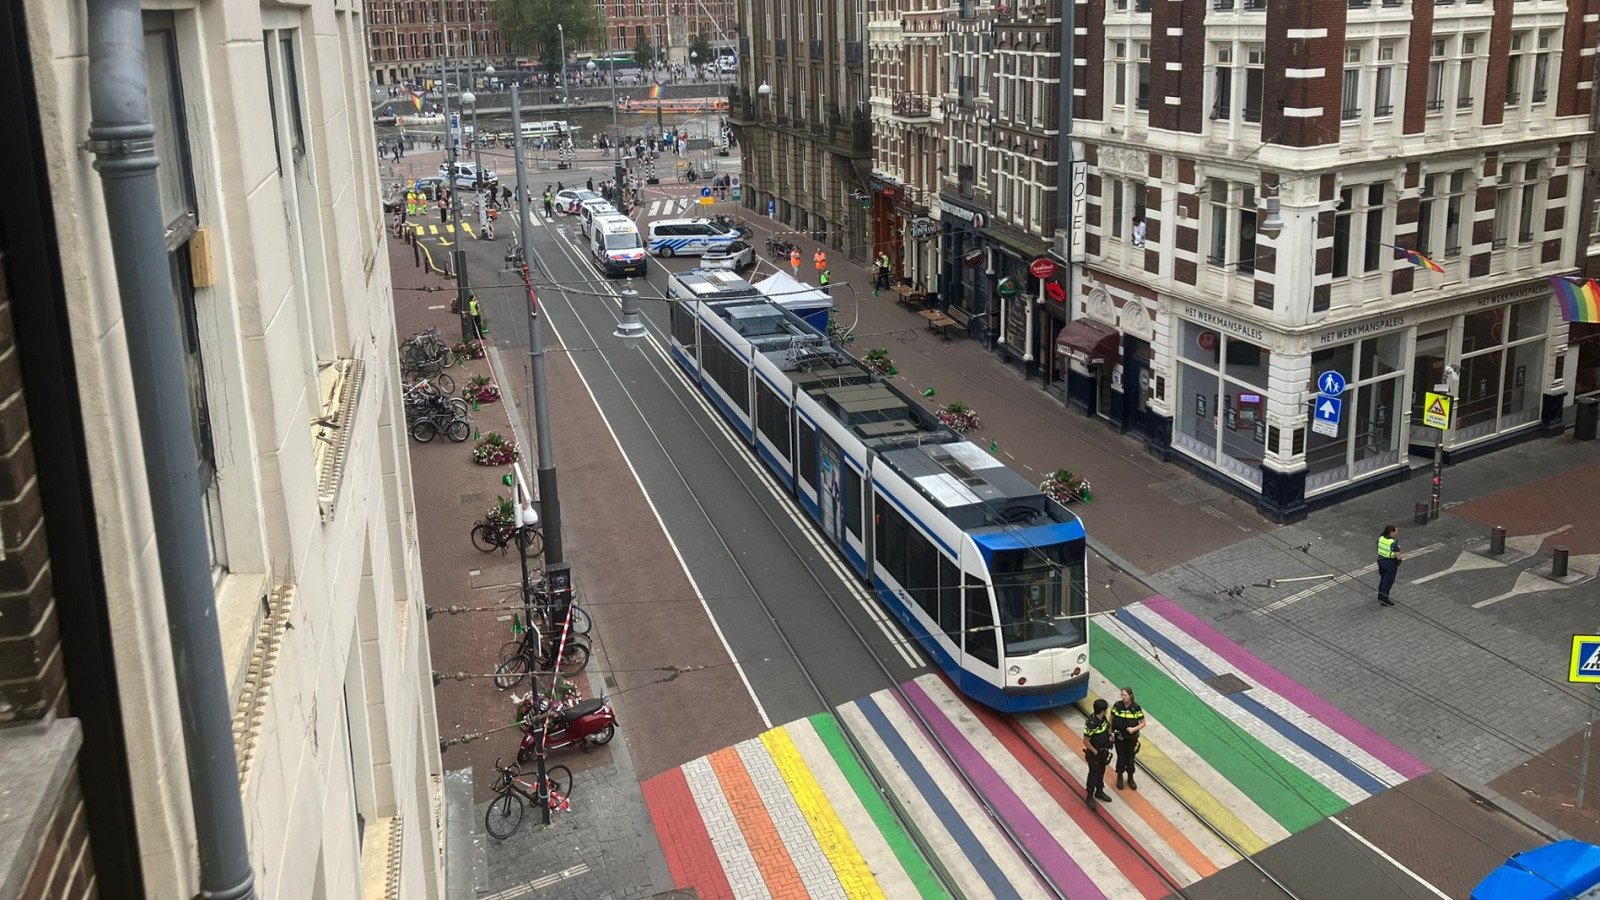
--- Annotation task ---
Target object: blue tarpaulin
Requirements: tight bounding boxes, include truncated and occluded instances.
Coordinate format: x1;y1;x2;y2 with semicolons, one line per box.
1472;840;1600;900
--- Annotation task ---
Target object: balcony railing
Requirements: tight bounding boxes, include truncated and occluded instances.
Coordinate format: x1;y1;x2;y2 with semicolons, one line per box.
810;39;825;61
775;38;787;58
845;41;863;66
893;91;932;117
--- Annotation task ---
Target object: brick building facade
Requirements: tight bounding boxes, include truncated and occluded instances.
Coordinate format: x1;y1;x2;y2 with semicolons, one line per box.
867;0;944;293
1056;0;1597;519
365;0;512;85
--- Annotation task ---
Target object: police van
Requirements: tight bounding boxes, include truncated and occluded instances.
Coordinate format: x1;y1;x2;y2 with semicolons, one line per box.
590;214;646;277
646;218;736;257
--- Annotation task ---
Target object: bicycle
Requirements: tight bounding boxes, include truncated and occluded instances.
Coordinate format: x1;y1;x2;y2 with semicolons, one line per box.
470;515;544;558
494;624;590;689
484;758;572;839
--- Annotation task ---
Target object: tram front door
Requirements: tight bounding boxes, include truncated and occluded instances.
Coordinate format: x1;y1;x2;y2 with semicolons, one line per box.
819;435;843;545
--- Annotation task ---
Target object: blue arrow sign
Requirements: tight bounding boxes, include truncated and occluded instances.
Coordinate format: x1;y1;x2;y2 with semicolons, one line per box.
701;186;713;198
1314;395;1342;423
1317;370;1348;397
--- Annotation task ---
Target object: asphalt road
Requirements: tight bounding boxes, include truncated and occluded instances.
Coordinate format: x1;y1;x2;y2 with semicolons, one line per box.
452;176;924;731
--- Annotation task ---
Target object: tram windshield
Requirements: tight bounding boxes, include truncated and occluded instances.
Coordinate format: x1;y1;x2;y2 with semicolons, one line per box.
990;540;1087;656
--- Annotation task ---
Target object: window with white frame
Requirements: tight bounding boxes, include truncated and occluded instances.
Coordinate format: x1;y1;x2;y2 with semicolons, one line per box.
1212;45;1233;119
1532;29;1555;103
1332;183;1388;277
1416;169;1470;262
1205;179;1256;273
1427;38;1446;111
1456;34;1479;110
1212;44;1264;123
1342;45;1362;120
1505;32;1526;105
1136;42;1151;110
1373;41;1395;117
1493;161;1542;249
1112;41;1127;108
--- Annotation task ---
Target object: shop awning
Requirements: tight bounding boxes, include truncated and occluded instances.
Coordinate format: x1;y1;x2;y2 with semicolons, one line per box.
1056;319;1120;366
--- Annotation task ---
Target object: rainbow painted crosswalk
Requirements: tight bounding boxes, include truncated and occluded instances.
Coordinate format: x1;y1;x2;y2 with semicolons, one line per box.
642;597;1430;899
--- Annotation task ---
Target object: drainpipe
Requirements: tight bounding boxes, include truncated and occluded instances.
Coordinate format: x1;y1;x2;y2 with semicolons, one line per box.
83;0;257;898
1054;0;1078;318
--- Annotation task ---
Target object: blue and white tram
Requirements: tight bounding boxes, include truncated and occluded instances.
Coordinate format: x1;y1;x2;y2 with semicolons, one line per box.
665;273;1089;712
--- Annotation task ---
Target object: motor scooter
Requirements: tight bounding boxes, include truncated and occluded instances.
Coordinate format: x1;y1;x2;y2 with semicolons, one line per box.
514;693;617;763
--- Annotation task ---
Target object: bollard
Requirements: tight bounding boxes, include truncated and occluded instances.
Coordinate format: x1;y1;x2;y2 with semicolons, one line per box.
1489;525;1506;556
1414;502;1429;526
1553;545;1570;578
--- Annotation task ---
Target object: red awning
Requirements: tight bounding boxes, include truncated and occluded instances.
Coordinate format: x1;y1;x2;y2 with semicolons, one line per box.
1055;319;1120;365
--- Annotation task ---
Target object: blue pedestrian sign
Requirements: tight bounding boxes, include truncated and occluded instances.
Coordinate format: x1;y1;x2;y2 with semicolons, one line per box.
701;186;712;199
1317;370;1348;397
1571;635;1600;683
1311;395;1342;437
768;199;776;217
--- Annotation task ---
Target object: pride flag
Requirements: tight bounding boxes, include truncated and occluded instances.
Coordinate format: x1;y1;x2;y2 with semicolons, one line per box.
410;91;424;111
1392;245;1445;274
1551;276;1600;323
647;83;662;100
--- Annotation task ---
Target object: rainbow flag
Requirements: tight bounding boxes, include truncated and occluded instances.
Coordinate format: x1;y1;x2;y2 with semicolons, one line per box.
1392;245;1445;274
647;83;662;100
410;91;424;112
1551;276;1600;323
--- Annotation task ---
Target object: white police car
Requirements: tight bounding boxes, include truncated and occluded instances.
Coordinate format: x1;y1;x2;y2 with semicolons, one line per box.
646;218;735;258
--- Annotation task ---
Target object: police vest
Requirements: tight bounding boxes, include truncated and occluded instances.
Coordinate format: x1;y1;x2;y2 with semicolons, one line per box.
1111;701;1145;736
1377;536;1398;559
1083;716;1112;749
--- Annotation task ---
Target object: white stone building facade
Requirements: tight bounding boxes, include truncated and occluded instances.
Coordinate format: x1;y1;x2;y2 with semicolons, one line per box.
20;0;444;897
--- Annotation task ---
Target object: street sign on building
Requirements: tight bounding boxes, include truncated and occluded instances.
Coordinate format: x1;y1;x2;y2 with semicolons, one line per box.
1312;395;1342;437
1570;635;1600;683
1317;370;1348;396
1422;392;1452;429
1030;257;1057;279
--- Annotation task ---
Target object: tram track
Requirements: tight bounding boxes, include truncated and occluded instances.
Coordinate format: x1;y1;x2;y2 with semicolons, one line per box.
519;210;1302;900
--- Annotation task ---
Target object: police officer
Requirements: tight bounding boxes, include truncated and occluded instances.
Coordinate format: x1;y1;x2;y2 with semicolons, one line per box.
467;293;483;335
1111;686;1146;790
1082;698;1115;808
1376;524;1403;606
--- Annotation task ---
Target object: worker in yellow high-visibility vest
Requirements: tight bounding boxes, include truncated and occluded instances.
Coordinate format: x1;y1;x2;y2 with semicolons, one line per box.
1376;524;1403;606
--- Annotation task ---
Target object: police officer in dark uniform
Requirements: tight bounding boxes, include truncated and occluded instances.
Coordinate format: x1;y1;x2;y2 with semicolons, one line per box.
1111;686;1147;790
1082;698;1114;808
1376;524;1402;606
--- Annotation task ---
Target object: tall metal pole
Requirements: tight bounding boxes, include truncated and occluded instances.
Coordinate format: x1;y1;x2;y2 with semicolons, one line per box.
440;2;473;341
608;34;624;185
511;86;565;565
558;24;566;106
85;0;256;896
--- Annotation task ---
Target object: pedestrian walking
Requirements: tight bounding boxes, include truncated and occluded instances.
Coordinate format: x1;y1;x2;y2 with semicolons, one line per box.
790;247;802;279
1082;699;1115;808
813;248;827;274
439;197;448;223
1376;524;1402;606
586;176;595;193
1110;686;1146;790
819;269;832;295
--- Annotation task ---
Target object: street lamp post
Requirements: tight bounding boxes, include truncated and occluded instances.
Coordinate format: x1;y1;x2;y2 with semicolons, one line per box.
588;52;625;187
557;24;566;104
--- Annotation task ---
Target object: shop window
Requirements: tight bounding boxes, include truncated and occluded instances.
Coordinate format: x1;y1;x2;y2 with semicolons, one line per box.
1456;299;1547;441
1305;335;1406;493
1174;325;1268;487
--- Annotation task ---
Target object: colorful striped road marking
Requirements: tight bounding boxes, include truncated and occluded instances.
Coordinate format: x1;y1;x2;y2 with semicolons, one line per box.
1141;597;1430;780
1119;604;1412;790
707;747;807;898
761;726;886;900
737;740;848;900
1108;611;1387;801
805;714;948;900
681;757;770;899
1091;619;1339;832
640;767;735;900
900;679;1112;900
849;695;1032;900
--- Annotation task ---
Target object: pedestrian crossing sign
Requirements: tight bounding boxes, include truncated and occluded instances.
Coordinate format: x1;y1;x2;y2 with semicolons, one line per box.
1422;392;1452;430
1570;635;1600;683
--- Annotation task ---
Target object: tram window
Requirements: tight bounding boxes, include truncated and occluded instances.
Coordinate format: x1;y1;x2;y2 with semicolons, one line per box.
906;525;937;621
964;578;997;667
702;338;749;410
937;554;960;640
672;304;696;347
842;464;862;538
875;502;908;587
797;421;818;489
755;384;791;458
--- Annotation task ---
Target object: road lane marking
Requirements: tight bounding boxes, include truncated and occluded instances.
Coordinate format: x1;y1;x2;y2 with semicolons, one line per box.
1250;543;1445;616
1328;816;1453;900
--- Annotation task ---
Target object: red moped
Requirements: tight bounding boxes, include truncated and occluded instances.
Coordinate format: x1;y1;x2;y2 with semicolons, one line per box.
515;694;618;763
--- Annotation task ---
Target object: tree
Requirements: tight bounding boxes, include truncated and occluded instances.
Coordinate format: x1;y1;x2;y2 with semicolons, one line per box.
493;0;604;72
632;34;655;69
687;31;714;68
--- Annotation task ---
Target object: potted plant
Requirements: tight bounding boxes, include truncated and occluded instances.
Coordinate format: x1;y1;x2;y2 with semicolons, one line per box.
487;495;515;526
862;347;896;377
1040;468;1092;504
472;431;522;466
454;339;486;361
936;401;981;433
464;374;501;403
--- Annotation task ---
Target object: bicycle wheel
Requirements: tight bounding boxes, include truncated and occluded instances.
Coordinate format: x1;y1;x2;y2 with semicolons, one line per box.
438;350;457;369
517;527;544;560
484;790;524;839
494;653;531;690
409;420;437;443
445;418;472;443
448;397;470;417
568;605;593;636
544;765;573;801
471;522;499;553
433;372;456;395
555;641;590;677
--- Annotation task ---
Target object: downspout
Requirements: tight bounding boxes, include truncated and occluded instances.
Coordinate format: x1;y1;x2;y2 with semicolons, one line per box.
83;1;257;898
1054;0;1077;316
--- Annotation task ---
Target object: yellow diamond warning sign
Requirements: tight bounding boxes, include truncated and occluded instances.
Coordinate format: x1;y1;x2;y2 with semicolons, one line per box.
1422;392;1452;430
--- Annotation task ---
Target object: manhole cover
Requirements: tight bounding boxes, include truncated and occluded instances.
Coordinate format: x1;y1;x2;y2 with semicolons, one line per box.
653;891;698;900
1205;673;1251;695
460;492;485;504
